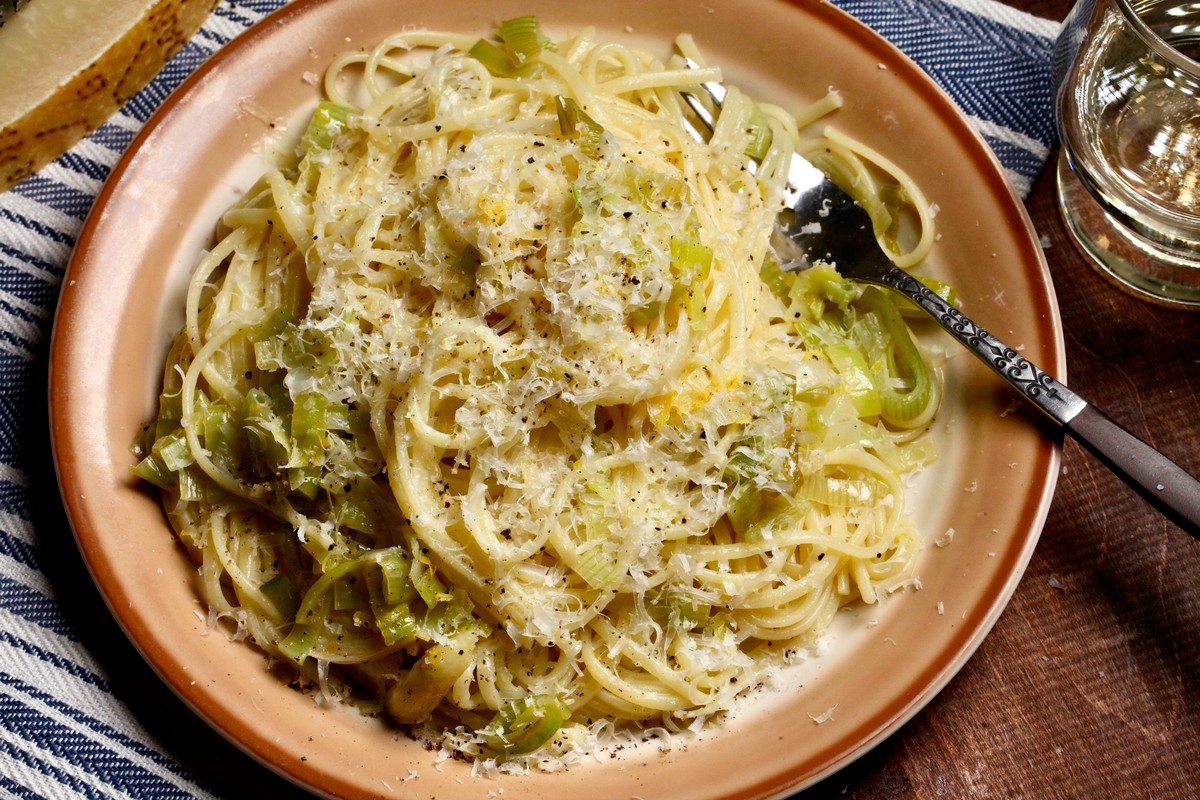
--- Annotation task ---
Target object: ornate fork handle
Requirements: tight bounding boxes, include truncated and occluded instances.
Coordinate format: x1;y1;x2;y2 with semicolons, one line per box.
878;262;1200;539
679;62;1200;539
880;265;1082;422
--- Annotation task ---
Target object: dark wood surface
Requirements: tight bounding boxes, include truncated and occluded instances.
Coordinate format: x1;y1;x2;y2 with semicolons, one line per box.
36;1;1197;797
806;0;1200;797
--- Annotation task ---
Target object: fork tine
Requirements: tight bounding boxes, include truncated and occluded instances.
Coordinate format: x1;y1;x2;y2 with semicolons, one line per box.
678;105;711;144
682;58;728;106
680;93;714;136
679;58;721;135
679;59;765;182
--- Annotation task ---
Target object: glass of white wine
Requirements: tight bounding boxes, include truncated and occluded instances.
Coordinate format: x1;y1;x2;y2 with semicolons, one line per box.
1053;0;1200;308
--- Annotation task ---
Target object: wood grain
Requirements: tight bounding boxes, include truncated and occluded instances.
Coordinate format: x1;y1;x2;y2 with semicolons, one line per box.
33;1;1197;797
806;1;1200;796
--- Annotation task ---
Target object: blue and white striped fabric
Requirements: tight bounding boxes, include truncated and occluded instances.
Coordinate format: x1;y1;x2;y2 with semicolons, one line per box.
0;0;1060;796
835;0;1061;198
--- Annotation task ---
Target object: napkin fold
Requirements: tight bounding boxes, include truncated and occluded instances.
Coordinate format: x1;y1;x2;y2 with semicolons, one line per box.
833;0;1061;198
0;1;1060;796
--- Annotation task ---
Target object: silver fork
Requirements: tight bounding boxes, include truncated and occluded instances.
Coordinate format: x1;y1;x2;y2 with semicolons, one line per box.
679;63;1200;540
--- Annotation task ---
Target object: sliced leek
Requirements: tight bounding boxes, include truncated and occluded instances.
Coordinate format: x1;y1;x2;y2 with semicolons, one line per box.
133;17;945;769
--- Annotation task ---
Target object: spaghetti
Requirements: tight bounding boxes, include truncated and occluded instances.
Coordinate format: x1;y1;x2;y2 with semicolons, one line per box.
134;18;943;767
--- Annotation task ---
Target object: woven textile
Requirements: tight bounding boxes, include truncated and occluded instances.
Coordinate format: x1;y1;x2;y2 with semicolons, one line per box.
0;1;1060;795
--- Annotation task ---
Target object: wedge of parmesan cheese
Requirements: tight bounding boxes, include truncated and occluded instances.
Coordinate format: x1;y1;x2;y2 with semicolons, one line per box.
0;0;216;191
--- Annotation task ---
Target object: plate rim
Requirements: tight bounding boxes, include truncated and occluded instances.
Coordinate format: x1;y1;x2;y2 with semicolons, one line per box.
49;0;1064;796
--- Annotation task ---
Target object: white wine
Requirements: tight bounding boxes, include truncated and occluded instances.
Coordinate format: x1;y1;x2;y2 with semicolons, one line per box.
1056;0;1200;305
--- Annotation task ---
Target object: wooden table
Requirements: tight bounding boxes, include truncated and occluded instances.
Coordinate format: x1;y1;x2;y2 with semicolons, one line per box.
815;1;1200;796
37;0;1198;797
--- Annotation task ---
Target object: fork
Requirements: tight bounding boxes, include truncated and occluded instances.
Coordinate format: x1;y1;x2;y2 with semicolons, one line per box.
679;63;1200;541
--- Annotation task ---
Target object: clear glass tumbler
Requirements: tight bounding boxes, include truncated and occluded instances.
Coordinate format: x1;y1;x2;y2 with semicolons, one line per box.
1053;0;1200;308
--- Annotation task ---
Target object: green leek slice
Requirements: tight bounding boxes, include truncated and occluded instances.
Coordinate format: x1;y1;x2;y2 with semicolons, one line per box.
260;574;300;621
496;15;550;64
375;601;418;646
669;234;713;329
649;592;710;631
858;288;936;426
555;95;604;158
482;694;570;756
278;621;321;662
302;101;352;153
824;342;881;418
468;38;515;77
386;630;479;724
742;102;773;161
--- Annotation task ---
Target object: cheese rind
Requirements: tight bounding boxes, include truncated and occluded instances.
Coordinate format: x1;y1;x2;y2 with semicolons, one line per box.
0;0;218;192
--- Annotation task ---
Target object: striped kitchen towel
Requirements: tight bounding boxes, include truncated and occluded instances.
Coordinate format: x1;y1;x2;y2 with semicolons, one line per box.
0;0;1060;797
834;0;1061;198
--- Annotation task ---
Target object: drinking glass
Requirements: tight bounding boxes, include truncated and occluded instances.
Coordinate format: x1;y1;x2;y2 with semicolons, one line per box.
1053;0;1200;308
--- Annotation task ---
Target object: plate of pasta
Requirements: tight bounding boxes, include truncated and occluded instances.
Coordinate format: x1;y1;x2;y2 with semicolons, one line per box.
50;0;1062;797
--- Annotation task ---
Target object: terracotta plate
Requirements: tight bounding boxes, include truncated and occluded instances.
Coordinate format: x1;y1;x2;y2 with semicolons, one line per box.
50;0;1063;797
